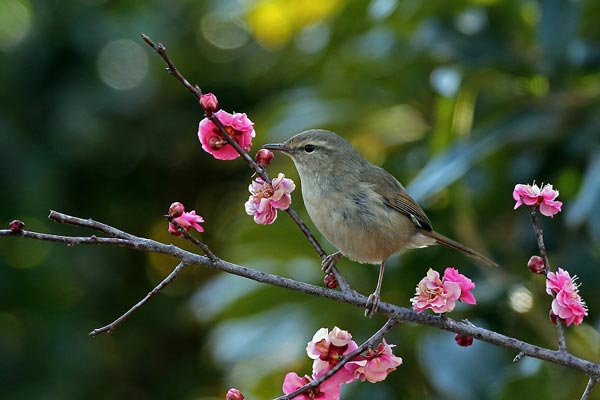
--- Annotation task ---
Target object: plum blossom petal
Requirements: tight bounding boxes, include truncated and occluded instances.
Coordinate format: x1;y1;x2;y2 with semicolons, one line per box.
513;182;562;217
443;267;476;304
167;203;204;236
281;372;341;400
245;173;295;225
546;268;588;326
198;110;255;160
306;326;358;384
410;268;462;313
349;339;403;383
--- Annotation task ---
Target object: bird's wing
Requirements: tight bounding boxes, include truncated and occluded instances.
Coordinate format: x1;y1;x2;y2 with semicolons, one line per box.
362;166;433;231
386;191;433;231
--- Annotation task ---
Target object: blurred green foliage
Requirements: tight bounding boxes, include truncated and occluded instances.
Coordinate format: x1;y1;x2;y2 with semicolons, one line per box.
1;0;600;399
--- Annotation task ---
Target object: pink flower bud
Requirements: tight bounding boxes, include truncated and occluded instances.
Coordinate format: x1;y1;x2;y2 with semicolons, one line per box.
527;255;545;274
168;202;185;218
454;334;474;347
324;273;338;289
200;93;219;115
255;149;274;168
9;220;25;233
208;136;225;150
225;388;244;400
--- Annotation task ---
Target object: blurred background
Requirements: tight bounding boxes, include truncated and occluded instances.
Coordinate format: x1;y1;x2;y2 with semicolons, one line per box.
1;0;600;399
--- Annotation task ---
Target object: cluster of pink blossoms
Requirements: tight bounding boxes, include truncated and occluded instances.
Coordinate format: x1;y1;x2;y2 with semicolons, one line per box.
546;268;588;326
244;173;295;224
513;183;562;217
167;202;204;236
197;93;294;227
282;327;403;400
411;267;476;313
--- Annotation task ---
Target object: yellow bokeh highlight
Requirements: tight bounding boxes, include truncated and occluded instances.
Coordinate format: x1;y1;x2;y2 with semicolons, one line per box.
246;0;344;49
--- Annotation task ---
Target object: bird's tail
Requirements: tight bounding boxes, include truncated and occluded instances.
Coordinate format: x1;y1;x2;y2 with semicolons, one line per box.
423;230;498;267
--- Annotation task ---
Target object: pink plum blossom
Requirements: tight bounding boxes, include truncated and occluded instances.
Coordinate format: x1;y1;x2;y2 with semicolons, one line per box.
546;268;588;326
198;110;255;160
244;173;295;225
443;267;476;305
411;268;477;313
307;327;358;384
282;372;341;400
167;203;204;236
513;183;563;217
349;339;403;383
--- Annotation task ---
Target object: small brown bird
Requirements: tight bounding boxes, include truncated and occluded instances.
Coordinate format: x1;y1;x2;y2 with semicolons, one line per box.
263;129;496;316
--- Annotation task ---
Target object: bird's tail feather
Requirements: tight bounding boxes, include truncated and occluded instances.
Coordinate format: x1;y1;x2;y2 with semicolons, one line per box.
423;230;498;267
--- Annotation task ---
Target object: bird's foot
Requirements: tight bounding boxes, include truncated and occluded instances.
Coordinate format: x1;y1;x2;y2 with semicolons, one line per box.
321;251;342;274
364;292;381;318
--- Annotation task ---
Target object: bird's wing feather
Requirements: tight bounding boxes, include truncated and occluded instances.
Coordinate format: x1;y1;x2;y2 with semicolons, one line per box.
362;166;433;231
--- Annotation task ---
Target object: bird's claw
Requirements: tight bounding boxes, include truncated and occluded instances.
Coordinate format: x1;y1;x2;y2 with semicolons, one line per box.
321;251;342;274
364;292;381;318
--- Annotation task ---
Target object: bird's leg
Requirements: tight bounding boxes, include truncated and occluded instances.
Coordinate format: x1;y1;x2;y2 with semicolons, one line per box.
365;259;386;318
322;251;342;274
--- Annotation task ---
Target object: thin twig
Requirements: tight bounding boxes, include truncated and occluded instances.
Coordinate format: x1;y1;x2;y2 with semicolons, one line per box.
275;319;398;400
528;206;567;352
140;33;350;292
49;210;134;239
89;260;190;336
3;214;600;378
141;34;201;99
581;377;598;400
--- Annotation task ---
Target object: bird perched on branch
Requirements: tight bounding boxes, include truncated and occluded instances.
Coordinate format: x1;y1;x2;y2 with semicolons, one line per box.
263;129;497;317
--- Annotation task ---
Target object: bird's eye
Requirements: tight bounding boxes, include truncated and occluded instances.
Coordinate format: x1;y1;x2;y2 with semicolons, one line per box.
304;144;316;153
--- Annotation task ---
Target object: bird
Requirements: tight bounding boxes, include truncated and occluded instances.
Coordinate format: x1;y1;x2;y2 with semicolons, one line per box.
262;129;497;317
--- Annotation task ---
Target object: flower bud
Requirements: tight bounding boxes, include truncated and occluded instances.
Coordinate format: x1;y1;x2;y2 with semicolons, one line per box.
208;136;225;150
225;388;245;400
9;220;25;233
255;149;274;168
200;93;219;116
168;202;185;218
454;334;474;347
549;310;559;325
324;273;338;289
527;255;545;274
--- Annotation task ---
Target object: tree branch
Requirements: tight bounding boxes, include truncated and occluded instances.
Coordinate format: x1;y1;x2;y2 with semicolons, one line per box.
2;213;600;380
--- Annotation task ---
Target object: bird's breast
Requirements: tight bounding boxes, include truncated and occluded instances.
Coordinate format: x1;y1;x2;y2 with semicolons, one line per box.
301;179;417;264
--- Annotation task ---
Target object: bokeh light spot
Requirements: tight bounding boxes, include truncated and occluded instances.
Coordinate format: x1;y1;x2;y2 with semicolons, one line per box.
200;13;250;50
97;39;149;90
454;7;487;35
430;66;462;97
368;0;398;21
0;0;31;51
509;284;533;314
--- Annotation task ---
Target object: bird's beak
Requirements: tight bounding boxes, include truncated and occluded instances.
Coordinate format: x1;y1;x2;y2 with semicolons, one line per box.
262;143;288;153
